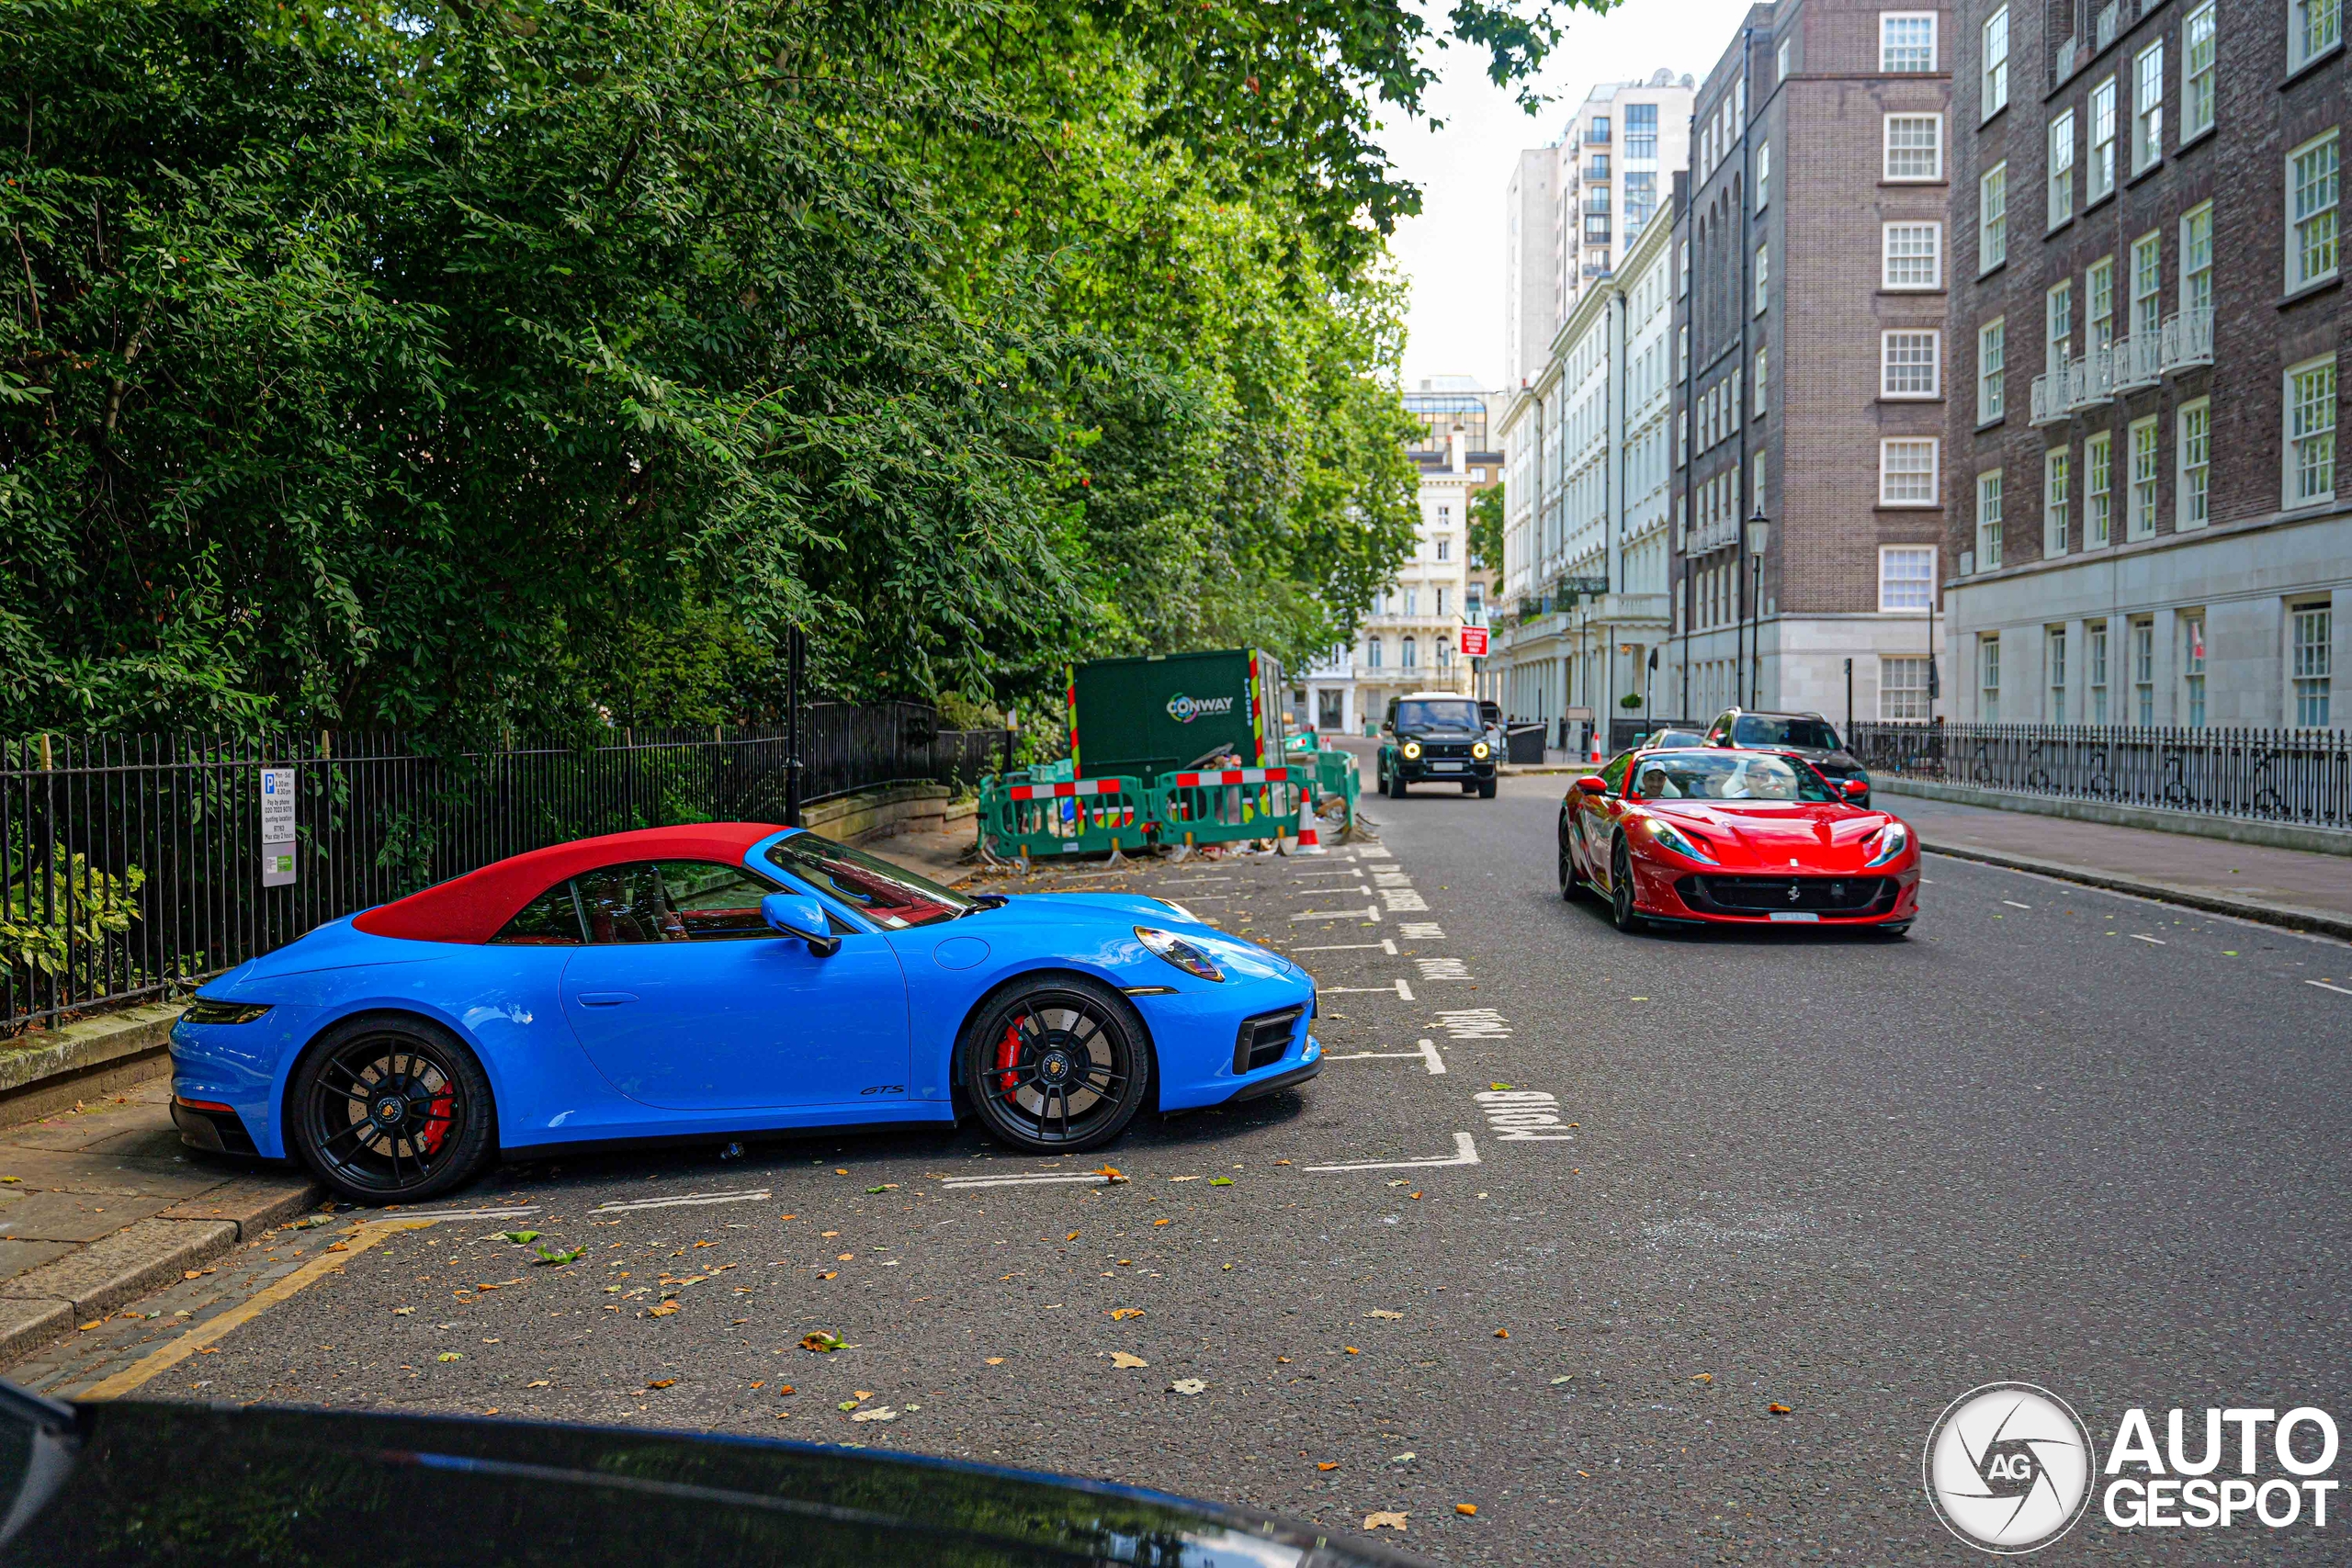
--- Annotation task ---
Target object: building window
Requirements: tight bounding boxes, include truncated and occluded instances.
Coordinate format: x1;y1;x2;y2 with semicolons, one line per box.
1881;438;1939;504
2131;231;2162;338
1756;141;1770;209
2048;626;2068;722
1678;324;1689;380
1883;222;1943;288
1465;585;1483;615
1625;103;1657;160
1976;470;2004;569
1978;164;2007;271
2087;255;2115;349
2292;603;2334;727
1880;546;1937;612
1754;348;1769;417
2089;622;2110;723
1885;115;1943;181
2088;77;2118;203
1625;173;1657;234
2184;2;2216;140
2133;40;2165;173
1366;637;1382;669
1882;657;1931;718
1402;636;1419;670
1777;36;1792;82
1882;331;1940;398
1438;637;1453;671
1678;241;1690;296
2289;131;2340;292
1753;451;1767;510
1982;6;2009;118
2048;111;2076;227
2086;431;2114;547
1978;319;2006;423
2287;355;2339;506
2291;0;2342;71
2045;280;2074;371
2180;203;2213;314
1881;12;1937;71
1404;588;1419;615
2128;416;2160;539
2178;400;2211;529
1677;409;1689;466
1436;536;1452;562
1754;244;1770;314
2181;613;2206;728
2044;447;2071;556
1980;634;2002;721
2131;619;2154;726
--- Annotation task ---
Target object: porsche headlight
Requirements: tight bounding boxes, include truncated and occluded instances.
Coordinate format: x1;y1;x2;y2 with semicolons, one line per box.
1863;822;1911;867
1471;740;1490;760
1645;820;1717;864
1135;926;1224;982
1401;740;1421;760
182;998;274;1026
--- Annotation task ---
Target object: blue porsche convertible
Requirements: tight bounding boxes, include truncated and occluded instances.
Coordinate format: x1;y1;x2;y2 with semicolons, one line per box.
168;824;1321;1204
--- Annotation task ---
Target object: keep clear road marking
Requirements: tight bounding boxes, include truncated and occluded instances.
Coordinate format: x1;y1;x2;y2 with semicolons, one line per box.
1323;977;1415;999
1291;939;1398;954
942;1170;1118;1191
1323;1038;1447;1075
1292;904;1382;923
1306;1133;1480;1173
1476;1090;1574;1142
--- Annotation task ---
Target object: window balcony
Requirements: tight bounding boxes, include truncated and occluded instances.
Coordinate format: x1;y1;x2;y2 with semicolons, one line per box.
2064;346;2115;412
2112;333;2162;392
2030;372;2070;426
2049;35;2080;90
2094;1;2120;51
2160;307;2213;373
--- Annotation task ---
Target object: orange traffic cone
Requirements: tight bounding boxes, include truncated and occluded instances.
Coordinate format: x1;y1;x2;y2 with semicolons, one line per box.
1294;794;1327;854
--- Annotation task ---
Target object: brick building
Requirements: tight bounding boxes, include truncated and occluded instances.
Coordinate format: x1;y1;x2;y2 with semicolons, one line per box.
1944;0;2346;728
1665;0;1954;730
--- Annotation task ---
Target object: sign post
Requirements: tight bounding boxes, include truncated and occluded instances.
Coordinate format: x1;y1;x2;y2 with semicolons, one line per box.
260;767;297;887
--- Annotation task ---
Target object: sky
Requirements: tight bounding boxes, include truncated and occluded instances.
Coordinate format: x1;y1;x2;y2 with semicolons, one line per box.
1385;0;1760;389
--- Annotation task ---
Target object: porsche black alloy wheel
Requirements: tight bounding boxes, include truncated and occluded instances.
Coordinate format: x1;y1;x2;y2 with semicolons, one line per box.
289;1018;496;1204
1610;839;1645;933
963;980;1150;1153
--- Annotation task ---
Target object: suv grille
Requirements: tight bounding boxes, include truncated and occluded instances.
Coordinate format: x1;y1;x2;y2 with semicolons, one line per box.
1233;1007;1304;1074
1676;874;1894;915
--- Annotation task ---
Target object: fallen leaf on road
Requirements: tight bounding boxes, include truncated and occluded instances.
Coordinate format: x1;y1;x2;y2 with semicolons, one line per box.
1493;1328;1509;1338
1065;1231;1080;1241
496;1230;541;1244
1366;1310;1403;1320
1317;1461;1339;1471
1209;1178;1233;1186
437;1353;463;1362
324;1243;348;1253
836;1253;854;1261
77;1320;102;1333
821;1231;840;1237
647;1379;677;1390
1343;1347;1360;1355
1690;1373;1713;1383
1363;1512;1408;1531
834;1168;848;1175
526;1381;550;1388
392;1307;414;1315
1455;1504;1477;1517
838;1400;861;1411
866;1184;899;1192
534;1246;584;1266
1110;1308;1145;1320
198;1347;220;1355
1549;1376;1573;1385
1153;1218;1170;1226
849;1406;898;1423
1391;1451;1416;1462
780;1213;797;1221
1168;1379;1206;1395
1108;1352;1148;1368
647;1303;680;1316
1489;1083;1511;1090
985;1358;1005;1366
183;1270;202;1280
853;1389;874;1399
1094;1165;1125;1181
1408;1191;1422;1200
800;1332;844;1353
1769;1403;1792;1415
776;1384;795;1394
819;1271;836;1280
1168;1176;1201;1182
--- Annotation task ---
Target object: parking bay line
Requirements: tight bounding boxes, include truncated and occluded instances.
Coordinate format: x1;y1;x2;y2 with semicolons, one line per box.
1305;1133;1480;1173
941;1171;1117;1191
590;1189;773;1213
1290;905;1381;923
1321;1038;1447;1075
1290;940;1398;954
1321;979;1415;1000
2307;980;2352;997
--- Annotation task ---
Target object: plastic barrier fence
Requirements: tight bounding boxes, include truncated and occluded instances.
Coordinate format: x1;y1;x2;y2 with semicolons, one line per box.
978;773;1149;860
1150;765;1305;849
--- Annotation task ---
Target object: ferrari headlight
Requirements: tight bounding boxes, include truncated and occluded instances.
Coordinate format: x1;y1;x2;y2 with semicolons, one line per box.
1135;927;1224;983
1401;740;1422;760
1863;822;1910;867
1471;740;1490;760
1645;820;1717;864
183;998;274;1026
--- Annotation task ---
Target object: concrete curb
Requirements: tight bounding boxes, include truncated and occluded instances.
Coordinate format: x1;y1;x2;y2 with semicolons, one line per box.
0;1003;184;1125
1877;777;2352;858
1920;840;2352;942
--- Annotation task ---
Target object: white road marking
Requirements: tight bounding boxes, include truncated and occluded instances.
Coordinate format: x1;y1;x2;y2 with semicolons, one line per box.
1291;939;1399;954
1323;978;1415;999
1377;887;1430;912
590;1189;773;1213
1435;1008;1511;1039
385;1205;543;1222
1306;1133;1479;1173
2131;933;2166;945
2306;980;2352;997
1399;922;1445;941
1322;1039;1447;1075
2002;900;2032;909
1291;904;1381;922
1351;847;1393;859
1475;1089;1573;1142
1163;876;1236;884
1293;870;1365;881
1414;957;1472;981
942;1172;1115;1190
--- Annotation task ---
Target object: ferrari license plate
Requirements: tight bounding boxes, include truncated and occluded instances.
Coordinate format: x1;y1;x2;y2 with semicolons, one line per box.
1430;761;1463;772
1768;911;1820;923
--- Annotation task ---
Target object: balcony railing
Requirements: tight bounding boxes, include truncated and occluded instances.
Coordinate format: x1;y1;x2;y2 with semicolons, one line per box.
2160;306;2214;372
2030;372;2068;426
2065;345;2115;412
2113;332;2163;392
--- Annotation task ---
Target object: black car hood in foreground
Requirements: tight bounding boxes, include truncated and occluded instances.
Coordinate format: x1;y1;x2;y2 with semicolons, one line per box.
0;1383;1437;1568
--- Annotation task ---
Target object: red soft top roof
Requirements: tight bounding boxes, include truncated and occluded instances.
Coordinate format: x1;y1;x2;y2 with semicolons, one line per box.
351;823;786;944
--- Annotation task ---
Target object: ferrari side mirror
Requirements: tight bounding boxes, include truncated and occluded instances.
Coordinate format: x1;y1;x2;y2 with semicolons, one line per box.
1573;775;1608;795
1842;778;1870;798
761;893;842;957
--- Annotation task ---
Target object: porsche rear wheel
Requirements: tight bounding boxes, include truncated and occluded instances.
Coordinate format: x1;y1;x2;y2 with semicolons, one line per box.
961;979;1151;1154
289;1017;496;1205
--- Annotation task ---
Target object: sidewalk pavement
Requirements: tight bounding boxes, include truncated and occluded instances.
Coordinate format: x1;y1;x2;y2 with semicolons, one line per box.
865;825;981;887
1890;792;2352;939
0;1077;322;1368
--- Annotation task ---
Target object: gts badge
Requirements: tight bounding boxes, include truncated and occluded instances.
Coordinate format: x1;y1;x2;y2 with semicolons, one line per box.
859;1084;907;1097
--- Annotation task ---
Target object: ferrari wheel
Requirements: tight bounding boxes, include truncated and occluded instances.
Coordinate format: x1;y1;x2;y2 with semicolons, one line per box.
1558;840;1579;901
962;978;1150;1154
1609;839;1646;933
288;1017;496;1205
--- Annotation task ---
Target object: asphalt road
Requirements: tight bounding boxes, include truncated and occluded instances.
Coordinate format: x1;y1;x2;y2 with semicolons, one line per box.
26;773;2352;1564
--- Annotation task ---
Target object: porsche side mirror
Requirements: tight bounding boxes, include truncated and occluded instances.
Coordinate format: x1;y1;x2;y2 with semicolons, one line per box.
761;893;841;957
1573;775;1608;795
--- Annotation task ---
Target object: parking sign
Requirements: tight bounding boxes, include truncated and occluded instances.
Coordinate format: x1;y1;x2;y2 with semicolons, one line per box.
260;767;297;886
1458;626;1489;659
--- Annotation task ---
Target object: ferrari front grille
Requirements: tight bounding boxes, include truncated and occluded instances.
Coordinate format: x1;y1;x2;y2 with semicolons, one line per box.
1678;874;1893;913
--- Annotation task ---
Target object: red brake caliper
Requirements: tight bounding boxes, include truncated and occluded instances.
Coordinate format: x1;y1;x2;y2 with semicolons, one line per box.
994;1021;1023;1102
420;1089;456;1155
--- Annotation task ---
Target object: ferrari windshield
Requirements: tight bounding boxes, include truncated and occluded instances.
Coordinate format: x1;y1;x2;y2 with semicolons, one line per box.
1396;700;1481;731
1631;750;1838;804
1731;715;1844;750
763;831;978;929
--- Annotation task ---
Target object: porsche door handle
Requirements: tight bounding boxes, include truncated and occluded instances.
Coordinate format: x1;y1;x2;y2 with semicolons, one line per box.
576;992;640;1008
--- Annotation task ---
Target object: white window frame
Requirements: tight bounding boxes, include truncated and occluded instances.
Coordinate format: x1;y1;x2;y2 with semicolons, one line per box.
2180;202;2213;314
2290;0;2343;73
2285;354;2339;508
2288;130;2340;293
1883;114;1944;182
1882;330;1941;399
1982;6;2010;119
2086;431;2114;547
2181;613;2207;728
2183;2;2217;141
1777;36;1792;83
1878;546;1937;613
2131;231;2163;338
1976;469;2005;569
2087;255;2116;349
1980;633;2002;721
2132;39;2165;174
2089;623;2110;723
2132;617;2155;726
1678;240;1690;297
2127;414;2161;540
1882;221;1943;289
2045;279;2074;371
1755;244;1770;315
1881;656;1931;719
2043;446;2071;556
1880;437;1939;505
2048;626;2069;723
2177;399;2211;530
1978;318;2007;423
2088;77;2118;203
1753;347;1769;417
1753;450;1767;510
1880;11;1937;72
1757;141;1771;209
2048;111;2076;228
2291;601;2334;728
1979;163;2008;272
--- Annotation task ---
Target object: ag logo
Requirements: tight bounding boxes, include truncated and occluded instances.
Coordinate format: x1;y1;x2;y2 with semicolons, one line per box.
1924;1382;2096;1553
1166;693;1237;724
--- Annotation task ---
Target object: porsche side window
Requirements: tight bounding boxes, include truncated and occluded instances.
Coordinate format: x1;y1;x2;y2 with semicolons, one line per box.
762;832;974;930
654;861;784;942
575;862;679;943
492;883;586;945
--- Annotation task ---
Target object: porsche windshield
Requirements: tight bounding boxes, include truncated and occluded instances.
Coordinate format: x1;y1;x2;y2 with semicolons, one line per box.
763;832;977;928
1396;701;1481;732
1631;750;1838;804
1731;715;1845;750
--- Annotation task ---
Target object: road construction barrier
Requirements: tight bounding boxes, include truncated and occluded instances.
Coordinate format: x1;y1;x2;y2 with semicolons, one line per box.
1308;748;1361;830
978;773;1150;861
1151;765;1306;850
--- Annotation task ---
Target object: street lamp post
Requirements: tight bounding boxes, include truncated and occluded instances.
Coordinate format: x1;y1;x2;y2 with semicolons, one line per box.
1745;507;1770;709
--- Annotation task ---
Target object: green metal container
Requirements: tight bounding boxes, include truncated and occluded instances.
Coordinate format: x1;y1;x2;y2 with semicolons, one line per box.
1067;649;1287;782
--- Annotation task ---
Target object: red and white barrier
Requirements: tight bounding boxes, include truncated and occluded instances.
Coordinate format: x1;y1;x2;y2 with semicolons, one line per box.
1007;778;1125;802
1170;767;1291;788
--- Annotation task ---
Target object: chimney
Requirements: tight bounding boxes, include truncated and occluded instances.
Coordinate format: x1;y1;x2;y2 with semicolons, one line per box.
1448;424;1467;474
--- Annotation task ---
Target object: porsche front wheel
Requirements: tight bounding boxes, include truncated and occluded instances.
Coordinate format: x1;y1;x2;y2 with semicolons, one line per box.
288;1017;497;1205
962;979;1151;1154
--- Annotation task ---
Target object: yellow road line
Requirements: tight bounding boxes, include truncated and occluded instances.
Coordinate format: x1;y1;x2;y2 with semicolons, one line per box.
77;1220;432;1401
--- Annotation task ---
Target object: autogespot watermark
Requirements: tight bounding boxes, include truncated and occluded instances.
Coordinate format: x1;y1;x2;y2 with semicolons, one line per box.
1924;1385;2342;1553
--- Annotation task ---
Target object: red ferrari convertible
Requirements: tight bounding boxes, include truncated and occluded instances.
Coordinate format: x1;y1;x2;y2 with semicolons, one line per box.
1558;748;1919;935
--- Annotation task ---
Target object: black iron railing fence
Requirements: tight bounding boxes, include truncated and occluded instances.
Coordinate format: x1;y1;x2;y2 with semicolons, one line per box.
1848;722;2352;829
3;706;1009;1032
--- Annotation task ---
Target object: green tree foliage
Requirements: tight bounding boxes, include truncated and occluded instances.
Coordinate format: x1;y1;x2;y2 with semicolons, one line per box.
1467;479;1506;574
2;0;1587;737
